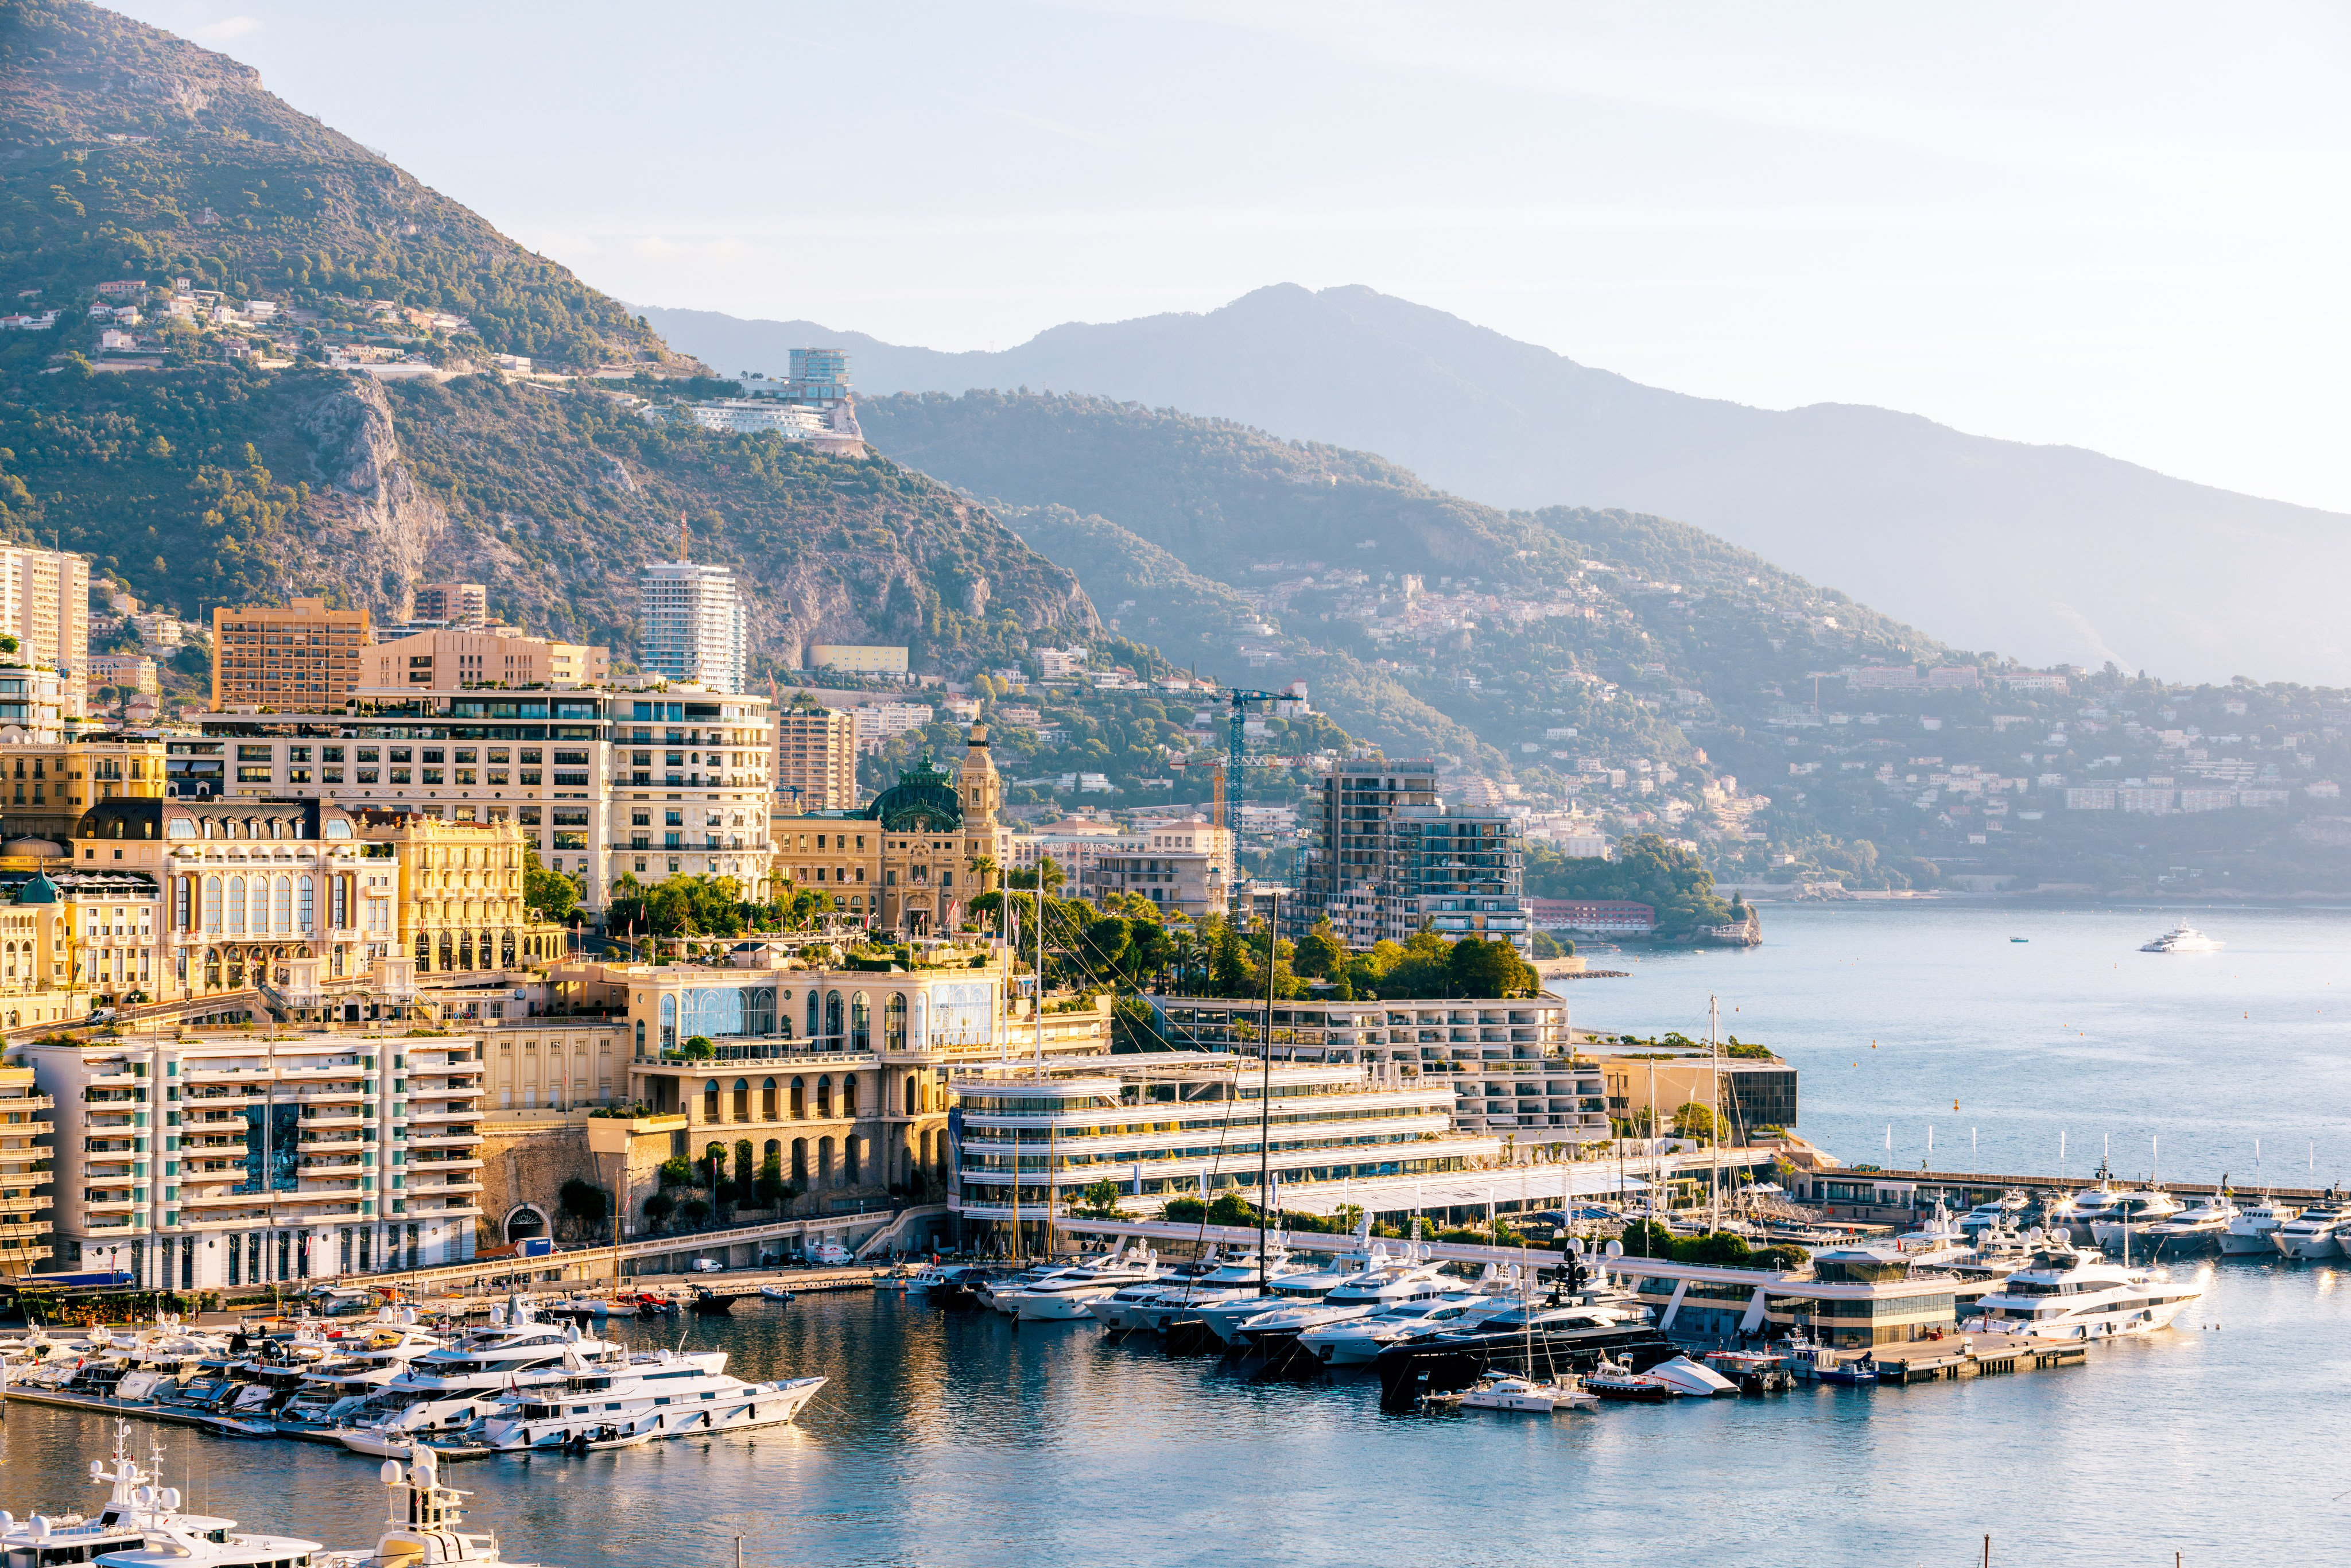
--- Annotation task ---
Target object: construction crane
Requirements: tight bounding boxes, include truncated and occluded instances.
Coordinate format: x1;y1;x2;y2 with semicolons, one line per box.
1222;688;1285;833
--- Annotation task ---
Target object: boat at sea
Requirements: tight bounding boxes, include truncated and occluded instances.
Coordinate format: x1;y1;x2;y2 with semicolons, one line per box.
2268;1196;2350;1261
2140;1193;2241;1258
1228;1255;1453;1350
1446;1370;1596;1412
1955;1191;2029;1238
2088;1189;2187;1252
2219;1196;2303;1256
998;1249;1165;1322
319;1447;559;1568
2140;924;2222;953
475;1348;824;1451
1962;1241;2204;1339
2;1420;324;1568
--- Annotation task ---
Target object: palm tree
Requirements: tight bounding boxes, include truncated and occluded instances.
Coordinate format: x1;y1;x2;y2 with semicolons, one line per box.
967;853;999;893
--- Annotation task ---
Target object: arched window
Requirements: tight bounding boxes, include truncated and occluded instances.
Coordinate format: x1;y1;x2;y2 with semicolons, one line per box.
791;1138;809;1181
845;1136;860;1186
458;931;475;970
204;948;221;989
824;990;843;1043
273;874;292;934
635;1020;646;1052
500;931;516;968
805;989;821;1037
201;875;220;933
790;1076;806;1118
816;1076;832;1119
703;1080;721;1122
660;994;678;1051
817;1136;835;1187
414;933;432;972
841;1075;858;1119
296;876;314;934
436;931;454;972
732;1078;750;1121
905;1072;920;1116
761;1078;778;1119
850;992;871;1052
884;992;907;1051
226;875;246;936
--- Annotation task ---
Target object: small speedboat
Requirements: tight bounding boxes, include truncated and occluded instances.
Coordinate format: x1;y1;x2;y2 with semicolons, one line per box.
198;1415;278;1439
1583;1358;1671;1403
758;1285;795;1303
1644;1354;1739;1398
689;1290;734;1316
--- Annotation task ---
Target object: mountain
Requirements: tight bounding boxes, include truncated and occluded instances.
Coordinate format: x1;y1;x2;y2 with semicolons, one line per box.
0;0;1092;670
861;390;2351;898
642;286;2351;688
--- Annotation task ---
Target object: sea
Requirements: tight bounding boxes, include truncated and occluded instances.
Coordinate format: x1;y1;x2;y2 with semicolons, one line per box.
3;901;2345;1568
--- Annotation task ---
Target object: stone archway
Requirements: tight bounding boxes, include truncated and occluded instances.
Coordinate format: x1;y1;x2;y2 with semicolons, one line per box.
503;1204;549;1243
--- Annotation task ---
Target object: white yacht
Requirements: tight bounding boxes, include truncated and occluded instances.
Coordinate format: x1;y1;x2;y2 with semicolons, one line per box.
5;1423;324;1568
1889;1200;1976;1267
334;1310;693;1442
1230;1260;1453;1348
1962;1242;2205;1339
1097;1252;1310;1333
2269;1198;2350;1262
1299;1292;1519;1365
2140;1195;2240;1259
278;1328;449;1431
999;1252;1164;1322
1956;1191;2028;1237
2219;1196;2302;1256
319;1449;557;1568
476;1349;825;1451
1453;1371;1596;1413
2043;1173;2126;1244
981;1246;1144;1315
1191;1249;1388;1346
2088;1190;2188;1253
2140;925;2222;953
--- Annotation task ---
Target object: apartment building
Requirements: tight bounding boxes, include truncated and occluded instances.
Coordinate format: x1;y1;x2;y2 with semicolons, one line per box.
412;582;487;626
810;644;908;675
0;546;91;716
1155;995;1608;1156
639;561;746;694
0;1057;55;1277
364;626;608;692
1298;758;1530;951
0;728;169;842
88;653;160;696
191;687;774;911
773;704;858;812
211;597;370;710
19;1027;484;1290
351;810;569;977
852;703;933;750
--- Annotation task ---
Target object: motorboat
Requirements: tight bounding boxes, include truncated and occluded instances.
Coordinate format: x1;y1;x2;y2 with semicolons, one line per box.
331;1308;690;1442
1298;1294;1514;1365
1099;1252;1308;1333
758;1285;796;1303
1888;1200;1976;1267
2140;925;2222;953
2043;1169;2126;1244
1956;1191;2029;1237
277;1328;449;1431
2269;1197;2350;1262
1450;1371;1595;1412
999;1251;1164;1322
7;1423;325;1568
1701;1349;1796;1393
2088;1190;2187;1252
2140;1195;2241;1259
1581;1357;1672;1402
1643;1354;1738;1398
2219;1196;2302;1256
1962;1242;2205;1338
1229;1259;1454;1348
981;1245;1146;1315
318;1447;559;1568
476;1349;825;1451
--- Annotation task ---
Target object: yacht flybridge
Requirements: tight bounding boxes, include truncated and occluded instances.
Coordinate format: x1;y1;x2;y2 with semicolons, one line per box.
318;1447;558;1568
3;1422;324;1568
476;1349;825;1452
1962;1241;2204;1340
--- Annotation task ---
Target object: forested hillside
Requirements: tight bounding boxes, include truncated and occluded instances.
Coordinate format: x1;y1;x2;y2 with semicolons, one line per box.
0;0;1095;670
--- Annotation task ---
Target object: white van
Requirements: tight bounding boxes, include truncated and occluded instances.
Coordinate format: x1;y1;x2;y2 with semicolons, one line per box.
805;1241;852;1266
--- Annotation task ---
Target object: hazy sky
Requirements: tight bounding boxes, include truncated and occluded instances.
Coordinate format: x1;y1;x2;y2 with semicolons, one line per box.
121;1;2351;513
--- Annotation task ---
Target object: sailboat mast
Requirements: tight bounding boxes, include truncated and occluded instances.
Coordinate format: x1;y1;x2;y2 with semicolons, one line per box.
1709;995;1721;1233
1259;891;1279;1294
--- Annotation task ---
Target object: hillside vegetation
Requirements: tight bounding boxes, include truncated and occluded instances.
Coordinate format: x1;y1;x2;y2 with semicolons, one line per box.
0;0;1094;671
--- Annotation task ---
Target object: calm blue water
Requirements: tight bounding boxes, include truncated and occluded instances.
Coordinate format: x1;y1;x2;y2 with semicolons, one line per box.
5;902;2346;1567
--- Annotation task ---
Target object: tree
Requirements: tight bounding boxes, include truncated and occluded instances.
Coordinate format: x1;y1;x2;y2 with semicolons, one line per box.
682;1034;716;1061
1444;934;1540;998
1529;930;1572;960
1204;1191;1258;1228
523;845;580;924
641;1191;675;1228
677;1197;711;1227
1292;920;1347;980
1671;1101;1720;1143
755;1150;790;1208
1076;1178;1125;1217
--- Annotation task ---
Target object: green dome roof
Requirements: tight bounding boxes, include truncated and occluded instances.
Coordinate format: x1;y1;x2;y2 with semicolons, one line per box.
14;872;60;905
867;756;963;833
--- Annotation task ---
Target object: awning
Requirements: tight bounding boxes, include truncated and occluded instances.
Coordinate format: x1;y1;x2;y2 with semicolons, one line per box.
1274;1165;1649;1217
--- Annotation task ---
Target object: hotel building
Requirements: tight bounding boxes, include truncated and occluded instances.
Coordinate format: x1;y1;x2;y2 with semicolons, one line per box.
0;546;91;716
363;627;608;692
640;561;746;694
188;686;774;910
0;1056;55;1277
211;597;370;711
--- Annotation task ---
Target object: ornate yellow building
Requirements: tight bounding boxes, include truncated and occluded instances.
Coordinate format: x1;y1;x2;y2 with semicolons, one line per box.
769;724;1007;932
352;809;570;975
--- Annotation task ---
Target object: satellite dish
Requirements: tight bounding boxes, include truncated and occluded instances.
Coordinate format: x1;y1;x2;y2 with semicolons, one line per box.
160;1489;180;1512
89;1461;105;1481
1605;1239;1624;1259
1566;1237;1584;1255
381;1461;404;1487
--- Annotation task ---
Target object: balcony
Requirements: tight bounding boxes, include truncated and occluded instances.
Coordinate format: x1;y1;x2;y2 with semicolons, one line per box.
408;1177;483;1196
409;1154;484;1171
0;1194;50;1217
406;1105;479;1124
407;1131;479;1148
0;1093;55;1113
297;1111;367;1130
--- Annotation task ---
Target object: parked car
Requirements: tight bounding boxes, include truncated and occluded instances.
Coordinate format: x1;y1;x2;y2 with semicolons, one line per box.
805;1241;852;1266
689;1257;724;1272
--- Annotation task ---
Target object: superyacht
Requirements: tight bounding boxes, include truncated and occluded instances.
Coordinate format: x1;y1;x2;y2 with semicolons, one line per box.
2268;1195;2350;1262
1962;1241;2205;1339
476;1349;825;1451
2218;1196;2302;1256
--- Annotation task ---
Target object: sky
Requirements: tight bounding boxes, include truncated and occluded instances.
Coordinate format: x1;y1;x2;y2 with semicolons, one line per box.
118;1;2351;514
